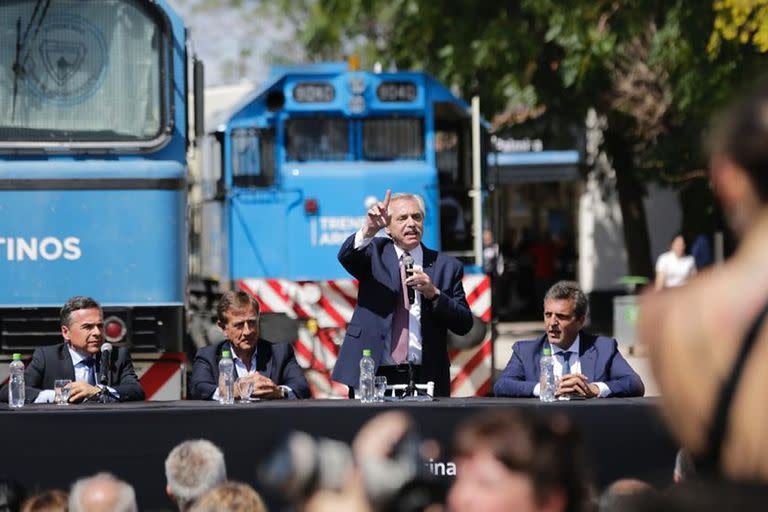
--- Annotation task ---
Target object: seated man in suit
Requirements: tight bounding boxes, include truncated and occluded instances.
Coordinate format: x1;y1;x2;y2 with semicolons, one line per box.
190;290;310;400
1;296;144;403
494;281;644;399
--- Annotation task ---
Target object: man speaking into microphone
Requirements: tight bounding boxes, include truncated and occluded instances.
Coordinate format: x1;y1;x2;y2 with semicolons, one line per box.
332;190;473;397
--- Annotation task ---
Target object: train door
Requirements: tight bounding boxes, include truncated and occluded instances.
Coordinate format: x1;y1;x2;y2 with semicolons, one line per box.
434;103;475;260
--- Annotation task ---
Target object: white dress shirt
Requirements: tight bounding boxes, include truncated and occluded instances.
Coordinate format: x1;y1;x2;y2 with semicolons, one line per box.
212;347;295;400
532;336;611;398
34;345;119;403
354;228;424;365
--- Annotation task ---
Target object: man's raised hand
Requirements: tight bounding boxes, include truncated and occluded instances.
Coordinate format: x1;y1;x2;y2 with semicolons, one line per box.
363;189;392;238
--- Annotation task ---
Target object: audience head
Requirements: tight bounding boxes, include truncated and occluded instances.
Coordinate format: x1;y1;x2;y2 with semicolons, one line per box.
21;489;68;512
709;77;768;237
447;411;592;512
69;473;137;512
543;281;588;350
59;296;104;356
188;482;267;512
165;439;227;511
597;479;656;512
0;476;25;512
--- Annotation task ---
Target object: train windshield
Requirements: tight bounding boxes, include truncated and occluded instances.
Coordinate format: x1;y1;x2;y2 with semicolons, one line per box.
285;117;348;161
362;117;424;160
0;0;166;144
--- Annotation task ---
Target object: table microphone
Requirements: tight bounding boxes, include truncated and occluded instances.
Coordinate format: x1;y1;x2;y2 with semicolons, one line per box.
403;254;415;305
99;342;113;386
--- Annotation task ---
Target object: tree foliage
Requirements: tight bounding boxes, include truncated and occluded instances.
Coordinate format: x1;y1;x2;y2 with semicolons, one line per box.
263;0;768;275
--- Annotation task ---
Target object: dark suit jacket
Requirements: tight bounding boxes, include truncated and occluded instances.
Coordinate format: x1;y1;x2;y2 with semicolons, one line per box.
493;332;645;398
189;339;310;400
0;343;145;403
331;234;473;396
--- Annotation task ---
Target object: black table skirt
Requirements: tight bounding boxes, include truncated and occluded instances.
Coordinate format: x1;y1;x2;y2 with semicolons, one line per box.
0;397;677;511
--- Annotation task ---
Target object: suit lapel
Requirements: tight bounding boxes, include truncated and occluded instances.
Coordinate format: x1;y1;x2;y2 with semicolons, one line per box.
59;344;76;381
422;244;437;287
578;333;597;381
382;241;401;293
256;339;273;378
533;336;547;380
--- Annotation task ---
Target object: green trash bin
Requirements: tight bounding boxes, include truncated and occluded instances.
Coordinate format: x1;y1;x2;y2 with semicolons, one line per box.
613;295;639;348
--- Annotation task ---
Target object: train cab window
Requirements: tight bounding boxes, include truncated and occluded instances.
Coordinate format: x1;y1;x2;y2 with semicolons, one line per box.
285;118;348;161
0;0;166;144
231;128;275;187
362;118;425;160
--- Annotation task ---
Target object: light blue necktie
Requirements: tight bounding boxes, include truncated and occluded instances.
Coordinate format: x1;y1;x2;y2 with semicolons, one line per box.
561;351;572;376
82;358;96;385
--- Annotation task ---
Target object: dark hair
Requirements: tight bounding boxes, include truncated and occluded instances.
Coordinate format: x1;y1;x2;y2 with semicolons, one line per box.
21;489;68;512
216;291;260;326
710;77;768;202
544;281;589;319
454;411;593;512
60;296;101;327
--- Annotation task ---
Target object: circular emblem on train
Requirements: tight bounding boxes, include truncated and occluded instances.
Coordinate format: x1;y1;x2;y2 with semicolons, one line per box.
23;14;108;105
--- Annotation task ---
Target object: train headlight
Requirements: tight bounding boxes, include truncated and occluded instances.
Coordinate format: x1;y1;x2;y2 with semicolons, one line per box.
348;95;366;114
348;76;367;95
104;316;127;343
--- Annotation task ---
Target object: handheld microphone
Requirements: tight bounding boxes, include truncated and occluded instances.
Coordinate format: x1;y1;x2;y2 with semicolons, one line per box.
99;342;113;386
403;255;415;305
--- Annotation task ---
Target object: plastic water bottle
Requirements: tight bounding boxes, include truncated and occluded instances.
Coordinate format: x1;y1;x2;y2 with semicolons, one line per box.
8;353;25;408
539;347;556;402
359;349;375;402
218;350;235;405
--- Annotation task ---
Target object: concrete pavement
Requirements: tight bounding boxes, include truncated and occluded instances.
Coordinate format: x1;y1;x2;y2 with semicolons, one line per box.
493;322;659;396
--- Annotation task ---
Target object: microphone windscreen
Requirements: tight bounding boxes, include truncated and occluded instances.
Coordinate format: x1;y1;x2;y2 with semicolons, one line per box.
403;255;415;269
101;342;113;353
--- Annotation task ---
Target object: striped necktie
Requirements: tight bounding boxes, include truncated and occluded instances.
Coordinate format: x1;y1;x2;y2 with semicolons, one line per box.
391;252;410;363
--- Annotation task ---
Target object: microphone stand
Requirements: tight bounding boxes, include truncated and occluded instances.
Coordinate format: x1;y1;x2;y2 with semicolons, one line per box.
98;354;114;404
403;359;417;398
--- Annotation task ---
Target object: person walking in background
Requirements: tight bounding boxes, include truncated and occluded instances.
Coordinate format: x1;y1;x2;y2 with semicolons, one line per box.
690;232;714;269
654;234;696;290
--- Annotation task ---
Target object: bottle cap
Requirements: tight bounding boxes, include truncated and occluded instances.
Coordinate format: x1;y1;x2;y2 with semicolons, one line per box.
362;349;372;357
12;353;22;361
222;350;231;358
542;347;552;356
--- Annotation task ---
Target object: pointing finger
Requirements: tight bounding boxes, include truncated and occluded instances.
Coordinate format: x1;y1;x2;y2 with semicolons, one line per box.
382;189;392;209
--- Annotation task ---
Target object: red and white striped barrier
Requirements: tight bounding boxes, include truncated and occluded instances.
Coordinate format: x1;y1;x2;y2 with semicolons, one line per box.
239;274;493;398
0;352;186;401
